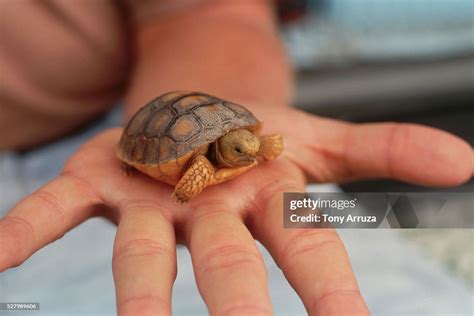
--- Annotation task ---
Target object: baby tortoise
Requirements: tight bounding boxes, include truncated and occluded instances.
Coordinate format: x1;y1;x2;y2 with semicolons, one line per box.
116;91;283;203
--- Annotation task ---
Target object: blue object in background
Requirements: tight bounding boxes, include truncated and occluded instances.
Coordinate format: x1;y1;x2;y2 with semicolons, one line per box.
286;0;474;67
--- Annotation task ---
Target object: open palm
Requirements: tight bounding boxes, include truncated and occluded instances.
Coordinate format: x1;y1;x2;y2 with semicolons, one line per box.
1;107;471;316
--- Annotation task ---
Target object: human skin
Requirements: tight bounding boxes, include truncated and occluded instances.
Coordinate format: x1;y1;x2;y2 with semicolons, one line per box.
0;2;473;316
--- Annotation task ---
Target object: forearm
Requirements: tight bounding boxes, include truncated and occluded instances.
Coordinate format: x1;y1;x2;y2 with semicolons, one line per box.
125;1;292;119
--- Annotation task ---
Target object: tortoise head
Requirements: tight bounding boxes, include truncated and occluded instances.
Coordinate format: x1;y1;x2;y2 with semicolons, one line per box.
216;129;260;167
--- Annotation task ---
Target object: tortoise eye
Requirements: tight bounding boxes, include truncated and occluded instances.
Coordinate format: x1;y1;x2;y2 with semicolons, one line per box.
234;146;242;154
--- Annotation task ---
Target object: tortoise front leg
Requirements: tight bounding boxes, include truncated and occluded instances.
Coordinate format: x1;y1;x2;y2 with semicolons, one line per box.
172;155;257;203
258;134;283;160
173;155;214;203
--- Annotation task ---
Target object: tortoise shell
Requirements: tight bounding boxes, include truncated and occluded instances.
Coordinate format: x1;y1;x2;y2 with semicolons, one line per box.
117;91;261;166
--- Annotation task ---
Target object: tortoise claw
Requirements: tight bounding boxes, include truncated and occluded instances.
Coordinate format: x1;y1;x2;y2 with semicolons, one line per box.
171;191;189;204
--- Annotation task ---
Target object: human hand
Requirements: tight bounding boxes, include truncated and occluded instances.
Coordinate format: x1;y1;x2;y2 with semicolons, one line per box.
1;107;471;315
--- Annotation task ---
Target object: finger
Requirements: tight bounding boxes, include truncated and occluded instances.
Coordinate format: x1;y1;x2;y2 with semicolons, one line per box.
250;182;369;315
289;110;472;186
0;174;101;271
185;202;272;315
112;201;176;316
343;121;472;186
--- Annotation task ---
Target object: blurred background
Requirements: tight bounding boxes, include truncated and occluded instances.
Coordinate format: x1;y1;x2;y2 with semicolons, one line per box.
1;0;473;315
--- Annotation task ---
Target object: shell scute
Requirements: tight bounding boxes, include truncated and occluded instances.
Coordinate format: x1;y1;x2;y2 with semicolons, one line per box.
158;136;177;163
169;114;202;143
126;105;155;136
145;107;174;137
193;103;235;127
172;95;215;114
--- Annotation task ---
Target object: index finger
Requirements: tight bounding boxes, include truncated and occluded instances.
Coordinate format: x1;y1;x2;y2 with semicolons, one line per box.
0;174;102;271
